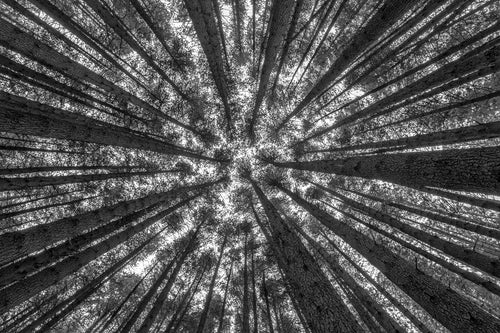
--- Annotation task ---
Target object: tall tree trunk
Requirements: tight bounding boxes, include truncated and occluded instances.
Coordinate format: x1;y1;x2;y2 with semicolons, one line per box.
317;184;500;278
184;0;232;132
308;121;500;154
278;0;419;129
0;169;180;191
137;221;204;333
164;263;207;333
196;233;229;333
270;146;500;195
0;17;193;131
251;180;361;332
18;223;167;332
0;92;221;162
119;223;203;333
261;272;275;333
0;180;216;265
276;183;500;332
217;262;234;333
0;197;193;314
249;0;295;140
242;232;251;333
251;247;259;333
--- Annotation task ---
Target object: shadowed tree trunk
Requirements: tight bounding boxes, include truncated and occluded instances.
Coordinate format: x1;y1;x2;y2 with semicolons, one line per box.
251;180;362;332
269;146;500;195
276;183;500;332
196;233;229;333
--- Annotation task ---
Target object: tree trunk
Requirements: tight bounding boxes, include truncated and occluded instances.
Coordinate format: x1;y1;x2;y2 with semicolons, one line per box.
0;92;217;161
0;197;193;314
217;262;234;333
136;222;203;333
278;0;419;128
184;0;232;132
261;272;275;333
249;0;295;139
251;180;361;332
270;146;500;195
0;180;215;265
0;169;180;191
315;183;500;278
290;218;405;332
242;233;251;333
196;233;229;333
276;183;500;332
251;247;259;333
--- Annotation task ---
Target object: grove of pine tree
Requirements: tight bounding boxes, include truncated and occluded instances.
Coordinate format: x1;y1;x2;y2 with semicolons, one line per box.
0;0;499;332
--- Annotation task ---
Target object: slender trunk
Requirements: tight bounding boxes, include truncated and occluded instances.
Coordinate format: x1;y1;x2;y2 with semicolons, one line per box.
184;0;232;132
342;187;500;241
82;0;191;103
309;121;500;154
276;183;500;332
278;0;419;129
0;180;215;265
249;0;295;140
163;264;205;333
0;17;192;130
324;201;500;297
251;247;258;333
137;222;203;333
217;262;234;333
251;180;361;332
242;233;251;333
120;222;203;333
19;224;167;332
97;261;160;333
270;146;500;195
0;195;99;222
0;197;192;313
261;272;274;333
0;92;221;162
0;165;143;176
319;185;500;278
196;233;229;333
0;170;179;191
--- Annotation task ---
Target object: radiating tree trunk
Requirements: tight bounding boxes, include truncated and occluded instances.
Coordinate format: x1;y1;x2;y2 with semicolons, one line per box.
136;222;203;333
278;0;419;128
0;197;193;313
0;180;216;265
0;169;180;191
314;183;500;278
251;180;361;332
120;222;203;333
276;183;500;332
342;187;500;241
309;121;500;154
251;247;259;333
96;261;160;333
270;146;500;195
184;0;232;132
18;223;167;332
196;233;228;333
249;0;295;139
0;92;220;161
261;272;275;333
0;17;194;130
242;232;251;333
81;0;191;103
217;262;234;333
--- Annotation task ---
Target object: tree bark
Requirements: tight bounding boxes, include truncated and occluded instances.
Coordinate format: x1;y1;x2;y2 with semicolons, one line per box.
251;180;361;333
270;146;500;195
276;183;500;332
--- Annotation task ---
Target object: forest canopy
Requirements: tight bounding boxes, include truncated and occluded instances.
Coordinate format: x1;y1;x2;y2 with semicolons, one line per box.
0;0;499;332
